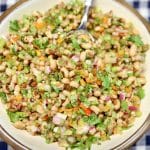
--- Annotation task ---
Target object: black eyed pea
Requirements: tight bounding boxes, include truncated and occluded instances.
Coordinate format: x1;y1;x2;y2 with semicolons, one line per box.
36;105;45;114
0;62;6;71
61;67;69;78
80;51;86;61
138;77;146;85
127;76;136;85
50;58;57;70
69;70;75;78
85;50;95;58
129;44;137;57
70;81;79;88
81;42;92;49
94;90;101;97
114;100;121;110
90;105;100;114
62;78;70;84
14;121;26;129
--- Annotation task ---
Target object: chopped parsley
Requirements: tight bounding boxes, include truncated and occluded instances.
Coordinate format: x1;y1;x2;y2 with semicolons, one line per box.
33;37;49;49
9;20;20;32
0;92;7;103
7;111;28;123
71;37;81;51
83;114;102;125
128;35;144;46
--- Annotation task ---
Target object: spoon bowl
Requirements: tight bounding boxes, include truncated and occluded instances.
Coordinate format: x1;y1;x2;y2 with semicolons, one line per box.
68;0;94;41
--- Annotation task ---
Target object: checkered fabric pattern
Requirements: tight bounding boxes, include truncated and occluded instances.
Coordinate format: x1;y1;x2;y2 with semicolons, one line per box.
131;130;150;150
127;0;150;22
0;0;150;150
0;0;19;14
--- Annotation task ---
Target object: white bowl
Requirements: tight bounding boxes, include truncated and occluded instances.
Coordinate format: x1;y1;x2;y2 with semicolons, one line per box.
0;0;150;149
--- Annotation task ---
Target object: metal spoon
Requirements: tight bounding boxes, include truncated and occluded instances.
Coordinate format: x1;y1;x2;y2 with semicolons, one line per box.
78;0;93;30
68;0;94;41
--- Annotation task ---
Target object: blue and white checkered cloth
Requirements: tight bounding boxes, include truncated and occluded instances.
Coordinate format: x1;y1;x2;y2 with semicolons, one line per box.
0;0;150;150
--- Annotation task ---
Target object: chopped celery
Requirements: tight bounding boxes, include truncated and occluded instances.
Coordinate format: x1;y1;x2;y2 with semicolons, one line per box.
0;37;6;49
121;101;128;110
136;88;145;99
83;114;101;125
17;73;28;85
7;111;28;123
0;92;7;103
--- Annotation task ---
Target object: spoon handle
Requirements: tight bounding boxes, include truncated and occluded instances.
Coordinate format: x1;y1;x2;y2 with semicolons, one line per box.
85;0;93;6
78;0;93;30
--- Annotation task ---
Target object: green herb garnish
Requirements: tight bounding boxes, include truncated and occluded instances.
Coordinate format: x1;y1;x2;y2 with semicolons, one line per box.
33;38;49;49
7;111;28;123
83;114;101;125
71;37;81;51
9;20;20;32
128;35;144;46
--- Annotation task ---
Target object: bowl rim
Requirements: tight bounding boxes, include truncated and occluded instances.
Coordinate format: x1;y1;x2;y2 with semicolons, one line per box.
0;0;150;150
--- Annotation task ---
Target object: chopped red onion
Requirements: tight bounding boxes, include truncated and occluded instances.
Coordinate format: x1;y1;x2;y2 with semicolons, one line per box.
93;57;101;70
89;126;96;135
52;113;67;125
52;116;62;125
72;55;80;62
93;57;98;66
129;106;137;111
105;96;111;101
45;66;51;74
119;93;125;100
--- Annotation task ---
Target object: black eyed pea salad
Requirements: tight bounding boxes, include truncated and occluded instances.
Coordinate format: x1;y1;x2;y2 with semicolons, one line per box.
0;0;149;149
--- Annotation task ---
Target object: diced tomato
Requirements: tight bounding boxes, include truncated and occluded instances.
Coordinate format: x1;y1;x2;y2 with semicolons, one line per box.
80;103;92;116
84;108;92;116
